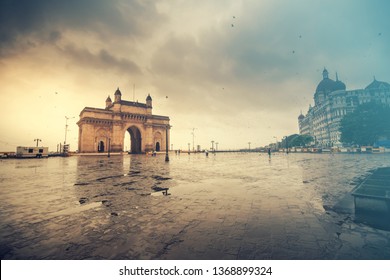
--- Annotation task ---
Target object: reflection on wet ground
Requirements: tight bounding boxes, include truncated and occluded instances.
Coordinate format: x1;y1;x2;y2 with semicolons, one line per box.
0;153;390;259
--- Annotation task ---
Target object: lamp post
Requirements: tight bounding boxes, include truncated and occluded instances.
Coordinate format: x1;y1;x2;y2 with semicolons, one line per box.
34;138;42;147
192;128;196;152
284;136;289;153
248;142;251;151
64;116;75;145
108;137;111;158
273;136;278;150
211;140;214;152
165;125;170;162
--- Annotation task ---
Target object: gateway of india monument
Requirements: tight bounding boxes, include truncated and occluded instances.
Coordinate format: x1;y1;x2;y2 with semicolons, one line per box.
77;88;170;154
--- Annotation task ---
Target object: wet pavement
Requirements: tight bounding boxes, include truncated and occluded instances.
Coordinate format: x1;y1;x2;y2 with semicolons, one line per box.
0;152;390;260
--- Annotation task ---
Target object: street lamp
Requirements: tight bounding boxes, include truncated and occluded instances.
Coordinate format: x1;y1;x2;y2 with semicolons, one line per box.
165;125;170;162
284;136;287;153
64;116;75;145
34;138;42;147
248;142;251;151
211;140;214;152
192;128;196;152
273;136;278;150
107;137;111;158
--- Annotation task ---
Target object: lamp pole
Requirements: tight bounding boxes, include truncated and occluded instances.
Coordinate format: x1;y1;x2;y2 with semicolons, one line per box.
64;116;75;145
285;136;289;154
273;136;278;150
34;138;42;147
192;128;196;152
211;140;214;152
108;137;111;158
165;125;170;162
248;142;251;151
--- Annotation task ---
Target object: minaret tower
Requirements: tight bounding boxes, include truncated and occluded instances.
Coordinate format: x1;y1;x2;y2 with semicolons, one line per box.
322;68;329;79
105;95;112;108
146;94;152;115
114;87;122;103
146;94;152;107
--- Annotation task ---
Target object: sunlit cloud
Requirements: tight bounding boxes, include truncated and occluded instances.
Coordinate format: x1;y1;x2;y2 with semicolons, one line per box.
0;0;389;151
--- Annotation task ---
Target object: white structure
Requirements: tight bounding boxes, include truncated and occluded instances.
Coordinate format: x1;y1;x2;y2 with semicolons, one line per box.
16;146;48;158
298;69;390;147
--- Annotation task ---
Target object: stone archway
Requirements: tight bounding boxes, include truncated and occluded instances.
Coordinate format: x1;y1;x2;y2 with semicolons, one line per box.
77;92;170;153
155;142;160;152
95;128;110;153
98;141;105;152
154;131;163;152
127;126;142;154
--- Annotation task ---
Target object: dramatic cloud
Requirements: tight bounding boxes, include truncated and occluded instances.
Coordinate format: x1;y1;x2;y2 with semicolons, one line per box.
60;45;141;74
0;0;165;56
0;0;389;151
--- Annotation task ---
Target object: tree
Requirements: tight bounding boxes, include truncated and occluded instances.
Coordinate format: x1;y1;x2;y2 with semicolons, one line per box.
340;102;390;146
282;134;314;148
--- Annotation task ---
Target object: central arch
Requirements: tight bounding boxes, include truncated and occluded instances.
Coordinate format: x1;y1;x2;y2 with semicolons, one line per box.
98;141;105;152
154;131;163;152
127;126;142;154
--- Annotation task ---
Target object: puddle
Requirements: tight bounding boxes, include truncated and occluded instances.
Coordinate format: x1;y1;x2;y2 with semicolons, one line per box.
355;210;390;231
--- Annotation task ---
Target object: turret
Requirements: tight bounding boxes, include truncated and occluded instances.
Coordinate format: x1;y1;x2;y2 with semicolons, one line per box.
146;94;152;108
114;87;122;103
105;95;112;108
298;111;304;120
322;68;329;79
146;94;152;115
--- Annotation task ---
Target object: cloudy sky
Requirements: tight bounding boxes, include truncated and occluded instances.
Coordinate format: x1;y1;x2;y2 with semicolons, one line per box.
0;0;389;151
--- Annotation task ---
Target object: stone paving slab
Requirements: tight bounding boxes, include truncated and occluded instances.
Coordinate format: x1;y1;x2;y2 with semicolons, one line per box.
1;153;390;259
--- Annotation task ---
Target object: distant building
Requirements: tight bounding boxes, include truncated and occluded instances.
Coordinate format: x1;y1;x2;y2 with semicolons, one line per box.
298;69;390;147
77;88;170;153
